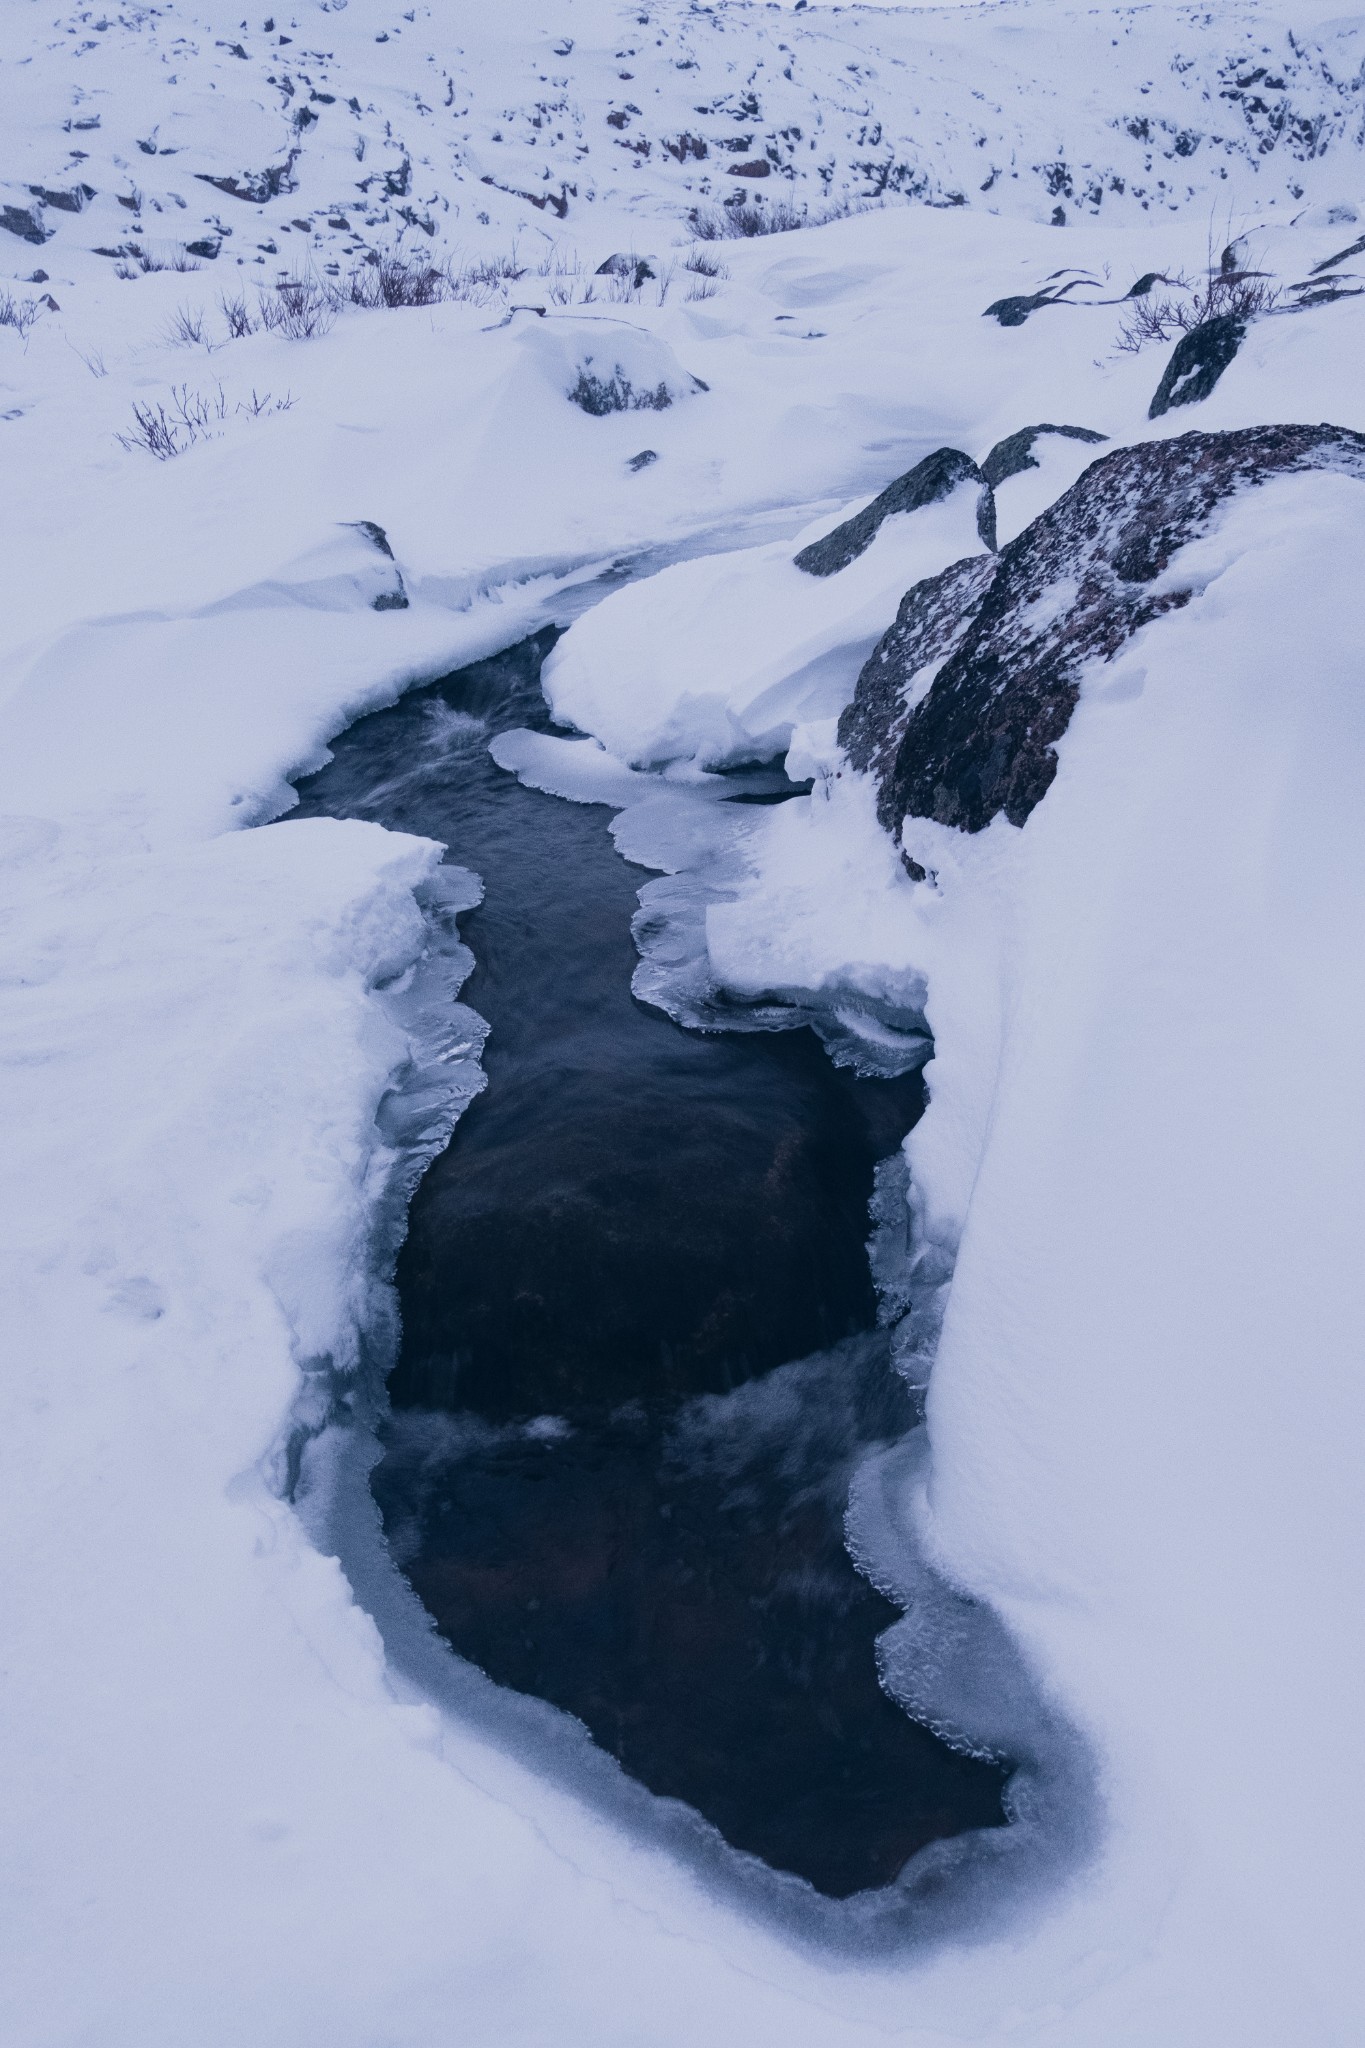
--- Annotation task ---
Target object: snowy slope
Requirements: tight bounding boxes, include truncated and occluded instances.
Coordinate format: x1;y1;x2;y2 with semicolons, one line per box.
4;0;1365;293
2;0;1365;2043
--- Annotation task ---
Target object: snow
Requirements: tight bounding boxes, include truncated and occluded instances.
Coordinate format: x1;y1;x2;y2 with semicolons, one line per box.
2;0;1365;2041
542;481;988;768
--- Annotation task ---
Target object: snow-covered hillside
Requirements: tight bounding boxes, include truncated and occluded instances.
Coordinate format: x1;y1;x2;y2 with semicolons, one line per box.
2;1;1364;2044
5;0;1365;285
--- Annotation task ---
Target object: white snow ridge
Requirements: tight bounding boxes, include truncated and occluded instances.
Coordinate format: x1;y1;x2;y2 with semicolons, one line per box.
2;0;1363;2043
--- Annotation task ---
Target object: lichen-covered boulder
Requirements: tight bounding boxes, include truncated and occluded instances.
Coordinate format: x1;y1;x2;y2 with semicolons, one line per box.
1148;314;1245;418
841;425;1365;849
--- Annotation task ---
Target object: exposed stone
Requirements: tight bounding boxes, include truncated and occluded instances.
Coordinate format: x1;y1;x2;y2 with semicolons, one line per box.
348;518;395;558
837;554;998;799
794;448;996;578
596;252;655;286
982;291;1055;327
1310;232;1365;275
346;519;409;608
1;204;50;245
981;423;1107;489
841;425;1365;846
28;183;94;213
195;152;299;203
1148;314;1245;418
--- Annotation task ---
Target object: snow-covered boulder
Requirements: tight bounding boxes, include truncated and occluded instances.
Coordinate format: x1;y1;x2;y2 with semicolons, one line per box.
842;424;1365;847
513;313;702;417
543;470;992;771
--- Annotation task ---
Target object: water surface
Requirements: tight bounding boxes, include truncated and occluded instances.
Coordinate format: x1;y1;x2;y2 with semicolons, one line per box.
291;629;1008;1896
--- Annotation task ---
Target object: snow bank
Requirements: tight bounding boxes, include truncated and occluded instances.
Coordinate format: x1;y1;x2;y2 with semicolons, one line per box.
674;467;1365;2042
543;480;988;768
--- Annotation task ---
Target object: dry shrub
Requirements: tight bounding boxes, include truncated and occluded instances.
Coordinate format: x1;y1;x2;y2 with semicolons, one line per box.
568;367;672;416
345;252;451;308
167;303;211;347
257;276;335;339
117;383;292;458
690;194;871;241
220;290;255;338
1117;261;1281;353
0;288;41;337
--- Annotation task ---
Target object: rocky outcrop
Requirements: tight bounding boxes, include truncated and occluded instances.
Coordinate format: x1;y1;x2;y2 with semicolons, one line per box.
981;423;1107;488
1148;315;1245;418
840;425;1365;849
194;153;299;203
794;447;996;577
1;203;50;244
28;182;95;213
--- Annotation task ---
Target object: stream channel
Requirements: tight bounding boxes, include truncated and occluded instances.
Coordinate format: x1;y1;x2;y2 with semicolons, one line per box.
291;622;1009;1900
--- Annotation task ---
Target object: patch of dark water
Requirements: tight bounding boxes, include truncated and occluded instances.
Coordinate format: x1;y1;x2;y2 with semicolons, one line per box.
290;630;1008;1898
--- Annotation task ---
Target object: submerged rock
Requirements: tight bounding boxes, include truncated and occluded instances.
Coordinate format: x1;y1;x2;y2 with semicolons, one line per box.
981;423;1107;488
794;447;996;577
1148;314;1245;418
841;424;1365;845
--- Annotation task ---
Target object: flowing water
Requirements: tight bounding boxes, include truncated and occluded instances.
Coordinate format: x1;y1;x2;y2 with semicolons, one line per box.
290;628;1008;1898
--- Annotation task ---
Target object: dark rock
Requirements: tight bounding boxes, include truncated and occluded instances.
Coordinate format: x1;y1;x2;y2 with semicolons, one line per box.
596;252;655;286
185;237;221;259
1;204;50;245
628;448;659;471
28;269;48;283
841;425;1365;844
28;183;94;213
838;554;998;804
983;291;1057;327
794;448;996;578
1310;232;1365;276
348;519;395;559
195;152;299;204
981;423;1107;489
1290;279;1364;310
347;520;409;608
1148;315;1245;419
729;159;771;178
983;276;1095;326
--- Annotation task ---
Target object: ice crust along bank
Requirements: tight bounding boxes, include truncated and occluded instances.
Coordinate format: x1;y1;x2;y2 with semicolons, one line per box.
3;0;1365;2038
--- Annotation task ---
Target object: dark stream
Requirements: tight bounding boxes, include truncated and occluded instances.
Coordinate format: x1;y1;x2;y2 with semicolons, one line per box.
291;629;1008;1898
